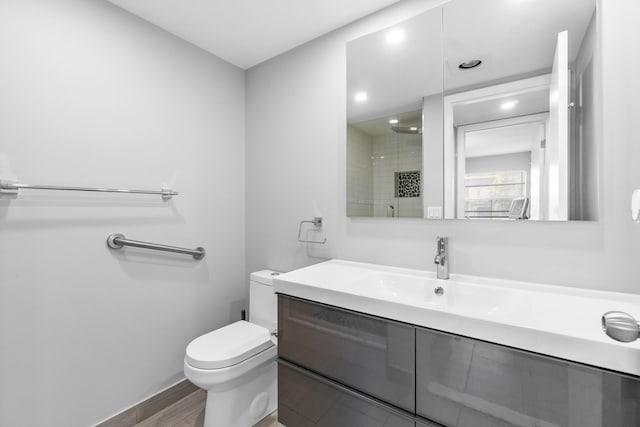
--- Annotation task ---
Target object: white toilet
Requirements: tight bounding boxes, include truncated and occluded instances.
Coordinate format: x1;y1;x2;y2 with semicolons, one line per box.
184;270;279;427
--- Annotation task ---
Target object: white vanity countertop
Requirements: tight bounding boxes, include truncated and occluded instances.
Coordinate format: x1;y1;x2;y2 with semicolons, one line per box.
273;259;640;377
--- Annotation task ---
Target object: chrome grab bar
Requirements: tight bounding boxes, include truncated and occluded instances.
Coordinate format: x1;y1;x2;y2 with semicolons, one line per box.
0;180;177;199
107;233;205;260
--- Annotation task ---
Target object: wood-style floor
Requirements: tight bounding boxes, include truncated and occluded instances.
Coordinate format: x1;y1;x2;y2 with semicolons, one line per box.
132;389;283;427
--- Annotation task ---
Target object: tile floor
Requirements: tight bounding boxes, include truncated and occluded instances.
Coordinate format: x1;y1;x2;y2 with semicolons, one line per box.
135;389;284;427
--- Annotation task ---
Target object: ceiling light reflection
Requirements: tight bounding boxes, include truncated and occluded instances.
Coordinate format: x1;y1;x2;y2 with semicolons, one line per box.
354;92;368;102
386;28;405;44
500;100;519;110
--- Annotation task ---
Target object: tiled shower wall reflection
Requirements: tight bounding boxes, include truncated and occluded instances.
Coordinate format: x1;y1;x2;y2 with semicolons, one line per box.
347;126;423;218
347;125;374;216
372;133;422;218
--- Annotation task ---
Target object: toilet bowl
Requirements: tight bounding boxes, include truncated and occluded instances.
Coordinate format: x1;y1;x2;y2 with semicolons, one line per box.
184;270;279;427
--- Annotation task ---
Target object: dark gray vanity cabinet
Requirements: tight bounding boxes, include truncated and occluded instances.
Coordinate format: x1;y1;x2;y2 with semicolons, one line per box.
278;295;415;412
278;295;640;427
278;361;415;427
415;327;640;427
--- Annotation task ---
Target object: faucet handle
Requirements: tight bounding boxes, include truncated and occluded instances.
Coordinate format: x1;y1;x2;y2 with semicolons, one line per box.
434;237;449;279
436;236;448;252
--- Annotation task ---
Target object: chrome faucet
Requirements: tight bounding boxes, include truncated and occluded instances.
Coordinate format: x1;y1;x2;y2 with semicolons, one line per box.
433;237;449;280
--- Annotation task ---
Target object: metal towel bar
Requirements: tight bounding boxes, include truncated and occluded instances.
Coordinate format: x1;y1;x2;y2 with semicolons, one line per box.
107;233;205;260
297;217;327;244
0;180;177;199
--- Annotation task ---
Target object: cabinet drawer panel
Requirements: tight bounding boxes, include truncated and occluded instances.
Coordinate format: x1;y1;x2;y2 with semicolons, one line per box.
416;327;640;427
278;361;414;427
278;295;415;411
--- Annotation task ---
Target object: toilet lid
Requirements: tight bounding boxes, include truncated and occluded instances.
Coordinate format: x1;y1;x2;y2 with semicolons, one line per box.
185;321;274;369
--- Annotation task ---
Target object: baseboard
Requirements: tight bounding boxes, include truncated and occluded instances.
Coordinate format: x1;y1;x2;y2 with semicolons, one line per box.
94;379;199;427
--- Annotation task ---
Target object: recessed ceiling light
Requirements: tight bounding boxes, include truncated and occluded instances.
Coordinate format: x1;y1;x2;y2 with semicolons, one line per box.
354;92;368;102
410;127;418;131
386;28;405;44
500;100;519;110
389;119;399;124
458;59;482;70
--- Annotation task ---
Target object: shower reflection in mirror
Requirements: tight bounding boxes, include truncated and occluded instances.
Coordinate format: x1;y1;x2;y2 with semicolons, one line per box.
348;110;425;218
346;8;443;218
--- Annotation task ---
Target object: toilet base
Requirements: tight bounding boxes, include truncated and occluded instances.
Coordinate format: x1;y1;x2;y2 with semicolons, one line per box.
202;360;277;427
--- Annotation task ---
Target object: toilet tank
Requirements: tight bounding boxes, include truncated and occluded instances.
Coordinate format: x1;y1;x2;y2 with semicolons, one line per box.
249;270;280;334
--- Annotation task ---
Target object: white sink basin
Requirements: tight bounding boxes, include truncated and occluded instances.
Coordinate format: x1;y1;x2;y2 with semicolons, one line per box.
274;259;640;376
349;272;450;305
349;271;525;317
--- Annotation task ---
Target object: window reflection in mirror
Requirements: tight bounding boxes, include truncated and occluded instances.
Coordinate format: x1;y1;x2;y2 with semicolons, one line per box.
443;0;598;221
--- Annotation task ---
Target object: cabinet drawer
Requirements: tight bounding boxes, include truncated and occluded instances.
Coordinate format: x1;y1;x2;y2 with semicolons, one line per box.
278;360;415;427
278;295;415;411
416;327;640;427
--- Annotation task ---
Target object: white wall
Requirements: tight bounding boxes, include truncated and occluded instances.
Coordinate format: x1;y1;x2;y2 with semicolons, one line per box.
0;1;246;426
246;0;640;293
604;0;640;286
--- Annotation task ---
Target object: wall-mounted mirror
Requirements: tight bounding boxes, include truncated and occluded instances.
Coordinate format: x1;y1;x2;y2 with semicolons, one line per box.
347;0;598;221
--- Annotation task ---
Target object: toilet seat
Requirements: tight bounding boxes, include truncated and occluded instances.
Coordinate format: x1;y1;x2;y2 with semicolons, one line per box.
186;321;274;370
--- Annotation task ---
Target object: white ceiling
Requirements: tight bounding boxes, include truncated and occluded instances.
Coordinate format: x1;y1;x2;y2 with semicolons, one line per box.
442;0;595;91
352;109;422;137
105;0;401;69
